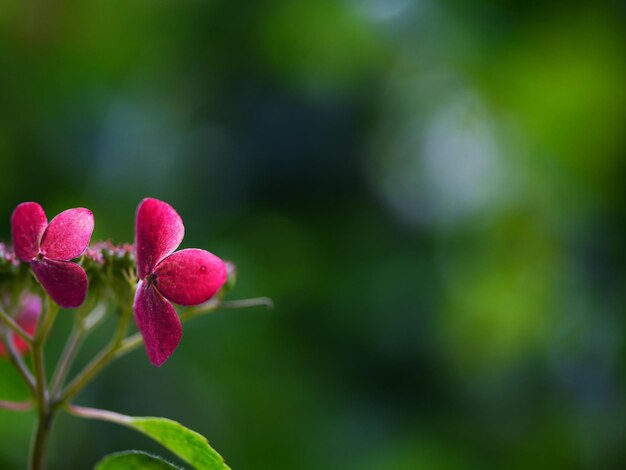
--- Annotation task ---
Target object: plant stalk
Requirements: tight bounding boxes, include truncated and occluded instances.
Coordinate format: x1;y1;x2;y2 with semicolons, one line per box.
0;305;33;344
2;328;36;395
28;300;58;470
49;321;84;397
56;305;132;406
29;411;54;470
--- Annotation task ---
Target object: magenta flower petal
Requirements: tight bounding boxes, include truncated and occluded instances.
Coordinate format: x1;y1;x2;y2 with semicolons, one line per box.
135;198;184;279
11;202;48;262
133;281;182;367
40;208;94;261
154;249;227;306
31;259;88;308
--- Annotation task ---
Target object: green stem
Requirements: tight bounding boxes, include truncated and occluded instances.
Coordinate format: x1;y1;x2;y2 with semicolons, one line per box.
112;333;142;359
65;403;132;425
2;329;36;395
215;297;274;310
29;412;54;470
49;322;84;397
31;301;57;412
56;305;132;406
182;296;273;321
35;299;58;342
115;296;272;359
57;345;116;405
31;344;47;415
58;296;271;408
28;299;59;470
49;301;105;398
0;306;33;344
114;299;223;358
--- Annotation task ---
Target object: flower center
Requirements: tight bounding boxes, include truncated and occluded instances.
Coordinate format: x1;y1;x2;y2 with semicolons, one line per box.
146;273;158;286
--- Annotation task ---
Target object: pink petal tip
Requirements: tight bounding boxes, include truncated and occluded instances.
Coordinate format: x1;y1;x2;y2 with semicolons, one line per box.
155;249;227;306
133;281;182;367
31;258;88;308
11;202;47;262
40;208;94;261
135;198;184;279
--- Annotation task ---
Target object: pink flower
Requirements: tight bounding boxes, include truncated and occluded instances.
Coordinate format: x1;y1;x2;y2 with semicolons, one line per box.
0;295;41;357
11;203;94;308
133;198;227;366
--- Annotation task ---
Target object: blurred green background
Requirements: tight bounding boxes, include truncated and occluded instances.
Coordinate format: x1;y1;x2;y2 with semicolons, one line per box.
2;0;626;468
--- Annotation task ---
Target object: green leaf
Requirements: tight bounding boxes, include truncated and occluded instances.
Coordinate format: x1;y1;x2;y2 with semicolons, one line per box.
95;450;181;469
129;417;229;470
68;405;231;470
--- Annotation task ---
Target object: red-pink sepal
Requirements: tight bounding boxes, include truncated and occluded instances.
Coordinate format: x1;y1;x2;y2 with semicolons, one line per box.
154;249;227;306
135;198;184;279
40;208;94;261
11;202;47;262
31;258;88;308
133;280;182;367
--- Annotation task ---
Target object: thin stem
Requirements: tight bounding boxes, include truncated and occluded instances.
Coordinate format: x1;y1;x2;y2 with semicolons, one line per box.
82;304;107;331
57;346;115;405
31;346;47;410
49;322;84;397
65;403;132;425
30;341;51;470
213;296;274;310
0;399;32;412
112;333;142;359
29;413;54;470
116;296;273;359
30;299;60;401
29;299;59;470
49;303;106;398
180;296;273;321
58;296;271;406
113;299;221;358
0;306;32;345
2;329;36;395
56;305;132;406
35;299;58;343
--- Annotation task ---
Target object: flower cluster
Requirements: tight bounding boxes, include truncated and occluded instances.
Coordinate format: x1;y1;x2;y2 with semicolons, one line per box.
1;198;227;366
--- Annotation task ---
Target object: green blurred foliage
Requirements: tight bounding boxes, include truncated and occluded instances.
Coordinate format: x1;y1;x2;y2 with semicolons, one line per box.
1;0;626;468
